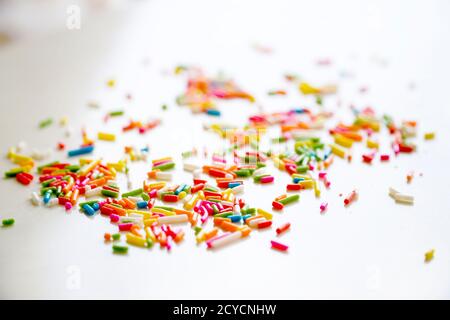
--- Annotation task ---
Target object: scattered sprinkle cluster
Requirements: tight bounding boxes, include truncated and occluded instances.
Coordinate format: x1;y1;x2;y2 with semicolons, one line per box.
1;62;436;261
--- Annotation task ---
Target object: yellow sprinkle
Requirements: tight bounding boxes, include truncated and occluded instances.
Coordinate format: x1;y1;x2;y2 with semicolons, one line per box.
107;162;126;172
147;182;166;190
144;218;158;227
144;226;157;242
196;231;206;243
126;233;146;247
98;132;116;142
60;116;68;126
313;180;321;197
79;158;93;165
272;157;285;170
298;180;314;189
334;134;353;148
10;153;33;165
425;249;435;263
257;208;273;220
79;159;101;176
184;194;198;210
106;79;116;87
366;139;379;149
329;144;346;158
424;132;435;140
299;82;321;95
178;191;187;200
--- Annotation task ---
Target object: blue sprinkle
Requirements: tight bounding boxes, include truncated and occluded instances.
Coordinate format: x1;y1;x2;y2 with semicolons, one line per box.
137;201;148;209
228;182;241;188
68;145;94;157
206;109;221;117
82;204;95;216
174;184;187;195
92;202;100;211
43;191;52;204
293;177;305;183
228;215;242;223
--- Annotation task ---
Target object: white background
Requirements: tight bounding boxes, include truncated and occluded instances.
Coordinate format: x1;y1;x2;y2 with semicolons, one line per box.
0;0;450;299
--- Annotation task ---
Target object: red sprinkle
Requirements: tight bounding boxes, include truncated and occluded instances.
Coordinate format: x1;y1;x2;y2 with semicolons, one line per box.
272;201;284;210
162;194;178;202
276;222;291;235
16;172;33;185
271;240;288;252
119;223;133;231
286;184;302;191
258;220;273;229
362;154;374;164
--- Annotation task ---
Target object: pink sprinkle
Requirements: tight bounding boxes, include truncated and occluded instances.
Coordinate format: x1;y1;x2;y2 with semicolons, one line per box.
212;154;226;163
166;237;172;251
260;176;274;184
318;172;327;179
320;202;328;213
110;214;120;223
152;159;171;167
149;189;158;198
270;240;289;252
65;202;72;211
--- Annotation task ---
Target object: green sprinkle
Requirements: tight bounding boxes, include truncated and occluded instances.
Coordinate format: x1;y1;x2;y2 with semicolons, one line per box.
39;118;53;129
235;169;251;177
316;95;323;105
109;110;124;117
194;226;202;235
296;165;309;173
152;162;175;171
2;218;15;226
182;151;194;158
112;233;121;241
146;239;154;248
4;168;24;178
253;174;269;183
101;189;119;198
153;205;174;211
41;178;56;187
66;165;80;172
40;187;56;195
112;244;128;254
256;162;266;169
242;207;256;215
214;212;233;218
279;194;300;205
121;188;143;198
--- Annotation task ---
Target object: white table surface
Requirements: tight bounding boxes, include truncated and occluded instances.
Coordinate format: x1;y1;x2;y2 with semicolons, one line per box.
1;0;450;299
